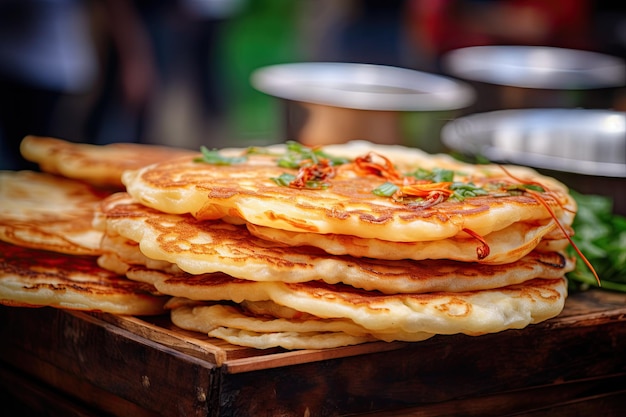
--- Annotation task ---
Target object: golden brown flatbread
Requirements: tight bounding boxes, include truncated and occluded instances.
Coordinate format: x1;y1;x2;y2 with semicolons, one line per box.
97;233;182;275
98;193;574;293
246;219;570;264
0;170;108;255
204;328;374;350
122;141;575;242
128;266;567;337
167;298;378;349
20;136;196;188
0;241;168;315
166;298;435;349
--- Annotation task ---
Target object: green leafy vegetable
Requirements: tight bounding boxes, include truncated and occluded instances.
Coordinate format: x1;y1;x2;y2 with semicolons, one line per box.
276;141;350;169
372;182;399;197
270;172;331;189
567;191;626;292
449;182;489;200
271;173;296;187
521;184;545;192
505;183;546;194
195;146;247;165
406;167;455;182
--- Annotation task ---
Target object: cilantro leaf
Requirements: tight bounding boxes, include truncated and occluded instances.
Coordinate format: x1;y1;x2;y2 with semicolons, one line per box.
567;191;626;292
195;146;247;165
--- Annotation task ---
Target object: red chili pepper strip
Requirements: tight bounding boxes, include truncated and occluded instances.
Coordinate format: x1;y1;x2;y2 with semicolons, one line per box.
354;152;404;182
498;165;552;192
397;182;453;199
289;159;336;188
525;188;601;286
462;228;491;260
497;165;600;286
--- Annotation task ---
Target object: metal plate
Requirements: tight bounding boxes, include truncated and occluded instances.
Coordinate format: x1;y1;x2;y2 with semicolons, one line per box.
442;46;626;89
441;109;626;178
251;62;475;111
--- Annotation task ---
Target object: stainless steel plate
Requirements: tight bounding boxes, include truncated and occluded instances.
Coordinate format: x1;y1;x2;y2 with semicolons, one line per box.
251;62;475;111
441;109;626;178
442;45;626;89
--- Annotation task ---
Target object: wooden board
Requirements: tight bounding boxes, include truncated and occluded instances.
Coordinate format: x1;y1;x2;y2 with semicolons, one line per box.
2;289;626;416
91;288;626;373
93;311;408;370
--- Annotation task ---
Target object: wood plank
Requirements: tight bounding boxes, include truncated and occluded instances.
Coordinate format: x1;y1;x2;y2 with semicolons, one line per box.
552;289;626;322
360;374;626;417
0;306;218;417
222;341;408;374
0;359;160;417
215;295;626;416
0;362;105;417
92;312;285;366
82;289;626;373
91;313;411;372
2;289;626;416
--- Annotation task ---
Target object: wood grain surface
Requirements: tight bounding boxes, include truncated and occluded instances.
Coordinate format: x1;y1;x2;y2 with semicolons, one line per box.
1;289;625;416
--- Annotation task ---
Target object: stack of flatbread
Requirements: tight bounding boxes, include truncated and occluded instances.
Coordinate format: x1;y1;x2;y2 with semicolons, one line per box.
0;136;194;315
1;136;578;350
101;140;576;349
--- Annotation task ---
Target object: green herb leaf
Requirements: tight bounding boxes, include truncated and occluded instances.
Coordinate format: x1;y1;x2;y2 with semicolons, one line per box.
195;146;247;165
303;180;331;190
271;172;331;189
406;167;455;182
276;141;351;168
521;184;545;192
449;182;489;200
567;191;626;292
506;183;545;193
271;173;296;186
372;182;399;197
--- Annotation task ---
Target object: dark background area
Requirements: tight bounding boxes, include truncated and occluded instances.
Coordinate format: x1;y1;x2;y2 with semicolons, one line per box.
1;0;625;169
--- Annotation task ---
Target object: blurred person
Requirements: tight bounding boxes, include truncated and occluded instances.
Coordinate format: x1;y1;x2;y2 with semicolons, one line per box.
84;0;159;145
590;2;626;59
308;0;407;67
0;0;159;170
0;0;98;170
135;0;244;149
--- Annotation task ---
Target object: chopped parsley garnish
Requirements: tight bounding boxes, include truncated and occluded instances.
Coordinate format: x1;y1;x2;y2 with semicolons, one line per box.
271;173;331;189
195;146;248;165
370;166;547;205
270;141;347;190
406;167;455;183
277;141;351;169
271;173;296;187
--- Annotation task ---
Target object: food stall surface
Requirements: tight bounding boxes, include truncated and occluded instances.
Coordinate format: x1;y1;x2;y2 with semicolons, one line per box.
1;288;626;416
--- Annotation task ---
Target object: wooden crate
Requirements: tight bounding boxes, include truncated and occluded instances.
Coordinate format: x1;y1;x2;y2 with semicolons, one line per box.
1;289;626;416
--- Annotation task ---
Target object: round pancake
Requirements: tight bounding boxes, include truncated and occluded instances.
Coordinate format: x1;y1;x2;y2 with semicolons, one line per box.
20;136;196;188
0;170;107;255
101;194;574;293
128;267;567;336
246;219;565;264
0;241;167;315
205;328;373;350
167;298;433;348
97;233;182;275
169;299;374;338
237;299;435;343
122;141;576;242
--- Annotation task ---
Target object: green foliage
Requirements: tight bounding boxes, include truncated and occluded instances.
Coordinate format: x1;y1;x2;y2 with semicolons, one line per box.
567;191;626;292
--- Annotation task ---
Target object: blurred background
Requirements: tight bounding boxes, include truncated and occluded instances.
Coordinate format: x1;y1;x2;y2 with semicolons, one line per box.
1;0;625;170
